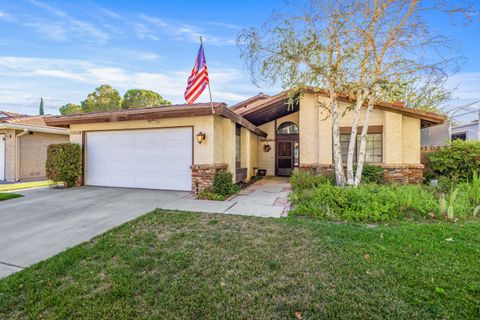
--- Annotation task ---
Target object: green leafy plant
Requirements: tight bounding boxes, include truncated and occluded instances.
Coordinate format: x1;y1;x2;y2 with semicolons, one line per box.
467;171;480;207
213;171;240;197
473;206;480;217
358;164;384;184
197;188;226;201
290;177;439;222
439;188;458;220
46;143;82;188
427;140;480;181
291;171;331;190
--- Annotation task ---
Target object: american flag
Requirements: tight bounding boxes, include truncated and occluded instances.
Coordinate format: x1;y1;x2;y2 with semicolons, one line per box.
184;44;209;104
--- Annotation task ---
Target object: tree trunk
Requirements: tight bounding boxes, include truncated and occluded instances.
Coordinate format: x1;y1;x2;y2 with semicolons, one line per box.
331;91;346;186
346;90;367;186
354;95;375;186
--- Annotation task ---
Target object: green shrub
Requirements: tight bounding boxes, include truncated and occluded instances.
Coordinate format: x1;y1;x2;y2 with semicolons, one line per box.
291;171;331;190
358;164;384;184
197;188;226;201
451;172;480;217
213;171;240;197
427;140;480;181
290;183;439;222
46;143;82;188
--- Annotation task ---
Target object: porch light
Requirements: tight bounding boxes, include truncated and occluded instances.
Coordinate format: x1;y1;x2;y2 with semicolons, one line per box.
196;132;206;144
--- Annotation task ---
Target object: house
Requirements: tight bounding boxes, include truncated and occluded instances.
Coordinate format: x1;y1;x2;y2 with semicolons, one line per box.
421;119;479;147
0;111;69;182
451;120;479;141
44;89;446;192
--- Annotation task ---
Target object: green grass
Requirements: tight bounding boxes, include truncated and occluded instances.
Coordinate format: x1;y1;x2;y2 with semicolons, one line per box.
0;193;22;201
0;180;56;192
0;211;479;319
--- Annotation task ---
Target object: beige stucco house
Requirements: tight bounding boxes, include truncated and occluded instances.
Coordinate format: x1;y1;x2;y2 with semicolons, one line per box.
0;111;69;182
44;89;446;192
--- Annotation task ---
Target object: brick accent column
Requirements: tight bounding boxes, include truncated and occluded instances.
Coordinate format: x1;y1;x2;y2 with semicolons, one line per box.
300;163;424;184
300;163;334;176
380;164;424;184
191;163;228;194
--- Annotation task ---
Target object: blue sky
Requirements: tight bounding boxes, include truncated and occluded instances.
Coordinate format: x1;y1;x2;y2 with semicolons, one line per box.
0;0;479;118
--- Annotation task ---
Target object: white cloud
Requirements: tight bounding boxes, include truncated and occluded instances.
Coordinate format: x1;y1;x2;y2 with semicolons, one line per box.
26;0;110;42
139;14;235;46
447;72;480;101
0;56;258;113
0;10;14;21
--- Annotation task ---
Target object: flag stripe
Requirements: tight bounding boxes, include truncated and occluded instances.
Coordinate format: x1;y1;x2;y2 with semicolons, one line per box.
185;69;208;100
184;44;209;104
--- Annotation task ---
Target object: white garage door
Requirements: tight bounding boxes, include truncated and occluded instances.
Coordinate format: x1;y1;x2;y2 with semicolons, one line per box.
86;128;192;191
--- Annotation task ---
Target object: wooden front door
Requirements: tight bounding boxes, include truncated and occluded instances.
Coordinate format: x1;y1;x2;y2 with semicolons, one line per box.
277;140;294;176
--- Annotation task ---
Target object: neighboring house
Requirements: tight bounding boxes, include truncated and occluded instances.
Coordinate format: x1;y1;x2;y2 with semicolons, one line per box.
44;88;446;192
421;121;451;147
451;120;479;141
421;119;479;146
0;111;69;182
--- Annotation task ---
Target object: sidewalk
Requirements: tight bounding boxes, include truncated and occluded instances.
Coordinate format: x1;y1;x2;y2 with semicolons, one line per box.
158;176;291;218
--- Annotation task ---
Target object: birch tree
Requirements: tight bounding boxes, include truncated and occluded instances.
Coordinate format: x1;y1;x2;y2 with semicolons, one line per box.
238;0;475;187
238;0;358;186
351;0;471;185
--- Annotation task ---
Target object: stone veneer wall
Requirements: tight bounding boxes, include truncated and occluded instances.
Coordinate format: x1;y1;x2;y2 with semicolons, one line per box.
191;163;228;193
300;163;424;184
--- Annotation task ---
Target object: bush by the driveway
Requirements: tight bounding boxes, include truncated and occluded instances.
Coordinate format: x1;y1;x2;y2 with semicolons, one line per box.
46;143;82;188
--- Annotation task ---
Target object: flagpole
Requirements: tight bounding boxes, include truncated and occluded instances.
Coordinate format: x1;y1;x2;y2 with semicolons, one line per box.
200;36;215;114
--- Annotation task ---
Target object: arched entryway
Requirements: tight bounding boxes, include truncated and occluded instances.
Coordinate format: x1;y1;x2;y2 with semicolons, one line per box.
276;121;299;176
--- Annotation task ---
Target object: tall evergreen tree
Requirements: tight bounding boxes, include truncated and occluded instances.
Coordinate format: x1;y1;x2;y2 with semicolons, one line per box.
39;97;45;115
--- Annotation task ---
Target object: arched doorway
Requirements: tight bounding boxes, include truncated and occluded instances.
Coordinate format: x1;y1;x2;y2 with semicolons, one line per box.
276;121;299;176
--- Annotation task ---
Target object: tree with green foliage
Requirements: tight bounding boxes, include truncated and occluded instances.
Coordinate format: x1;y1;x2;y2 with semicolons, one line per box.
81;85;122;113
39;97;45;115
59;103;83;115
380;75;452;113
238;0;474;187
122;89;171;109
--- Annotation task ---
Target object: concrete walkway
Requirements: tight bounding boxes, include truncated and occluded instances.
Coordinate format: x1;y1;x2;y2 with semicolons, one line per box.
159;176;291;218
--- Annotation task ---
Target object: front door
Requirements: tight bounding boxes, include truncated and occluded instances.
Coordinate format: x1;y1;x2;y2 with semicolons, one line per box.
277;141;294;176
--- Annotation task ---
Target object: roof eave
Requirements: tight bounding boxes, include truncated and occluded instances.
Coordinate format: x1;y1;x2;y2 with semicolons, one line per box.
0;123;70;135
45;105;267;138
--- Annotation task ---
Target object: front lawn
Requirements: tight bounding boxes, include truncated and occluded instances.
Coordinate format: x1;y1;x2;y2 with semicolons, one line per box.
0;193;22;201
1;211;478;319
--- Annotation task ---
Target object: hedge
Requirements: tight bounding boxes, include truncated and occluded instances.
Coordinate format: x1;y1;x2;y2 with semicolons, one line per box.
427;140;480;181
46;143;82;188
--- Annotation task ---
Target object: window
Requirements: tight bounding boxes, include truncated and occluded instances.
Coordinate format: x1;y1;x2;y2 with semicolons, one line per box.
340;133;382;163
235;125;241;168
294;141;299;166
277;122;299;134
451;132;467;141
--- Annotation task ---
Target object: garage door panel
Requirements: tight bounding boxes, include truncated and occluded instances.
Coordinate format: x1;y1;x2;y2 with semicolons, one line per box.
110;175;136;188
135;143;162;157
111;146;135;157
162;160;190;171
86;128;192;191
111;132;135;142
162;129;191;140
135;163;163;175
111;161;135;172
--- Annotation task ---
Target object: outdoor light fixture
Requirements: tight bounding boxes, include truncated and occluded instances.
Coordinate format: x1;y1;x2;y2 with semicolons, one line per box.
196;132;206;144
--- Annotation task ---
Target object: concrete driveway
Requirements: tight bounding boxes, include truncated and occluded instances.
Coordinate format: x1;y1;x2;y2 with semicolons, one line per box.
0;186;188;278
